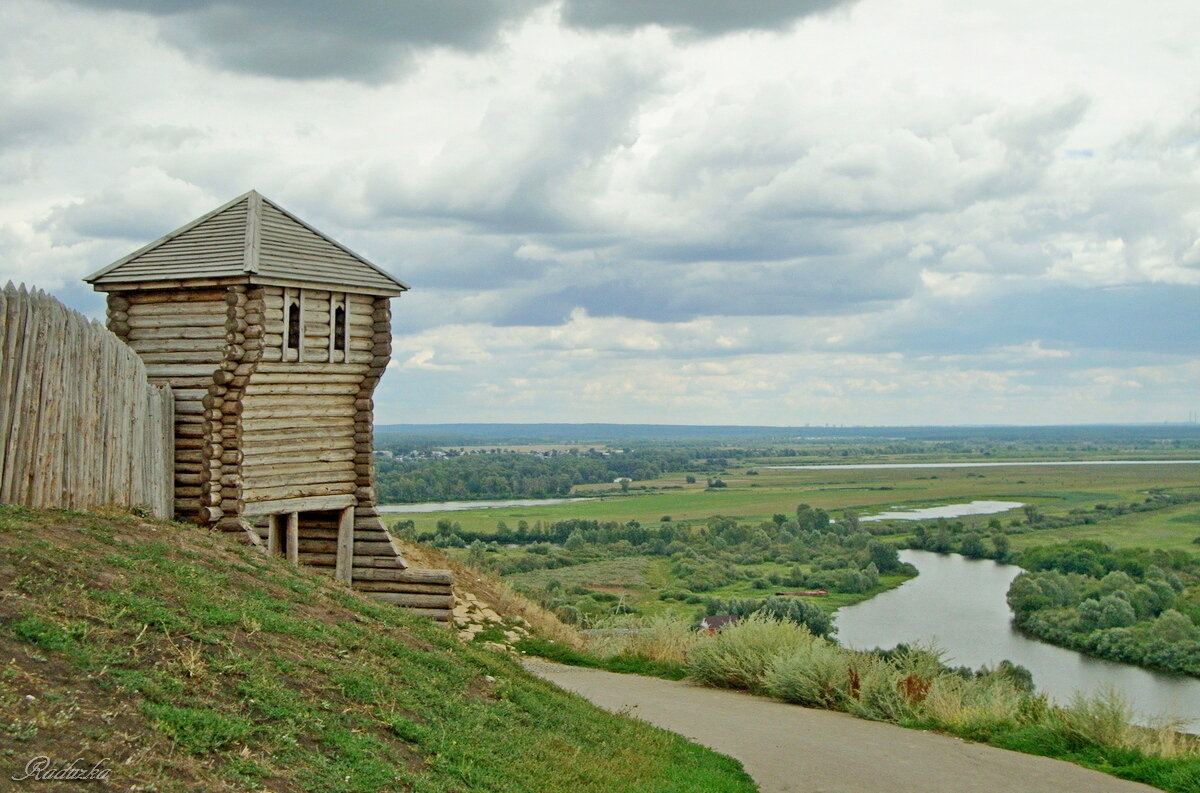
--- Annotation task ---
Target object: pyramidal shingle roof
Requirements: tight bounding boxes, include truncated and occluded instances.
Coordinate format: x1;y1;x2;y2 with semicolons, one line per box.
85;190;408;296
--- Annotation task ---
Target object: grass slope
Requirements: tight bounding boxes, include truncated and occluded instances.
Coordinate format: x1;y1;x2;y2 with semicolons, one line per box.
0;505;755;793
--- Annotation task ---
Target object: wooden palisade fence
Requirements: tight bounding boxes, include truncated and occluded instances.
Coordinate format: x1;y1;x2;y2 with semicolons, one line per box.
0;283;174;518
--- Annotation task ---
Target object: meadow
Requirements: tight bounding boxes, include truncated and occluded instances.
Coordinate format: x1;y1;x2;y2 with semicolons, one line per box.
382;450;1199;630
384;459;1200;545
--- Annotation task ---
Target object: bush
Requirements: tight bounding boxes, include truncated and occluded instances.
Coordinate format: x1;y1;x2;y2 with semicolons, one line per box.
763;640;853;709
687;615;812;691
703;596;835;639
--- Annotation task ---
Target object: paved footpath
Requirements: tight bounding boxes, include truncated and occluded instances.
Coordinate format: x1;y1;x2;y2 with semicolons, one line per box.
525;661;1160;793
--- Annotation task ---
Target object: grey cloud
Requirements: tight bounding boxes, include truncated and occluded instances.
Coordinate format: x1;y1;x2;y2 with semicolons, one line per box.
560;0;855;35
0;93;90;148
879;284;1200;358
61;0;542;80
42;177;216;243
486;254;920;326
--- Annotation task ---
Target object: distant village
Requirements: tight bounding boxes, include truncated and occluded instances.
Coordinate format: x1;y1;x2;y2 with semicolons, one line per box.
374;446;628;462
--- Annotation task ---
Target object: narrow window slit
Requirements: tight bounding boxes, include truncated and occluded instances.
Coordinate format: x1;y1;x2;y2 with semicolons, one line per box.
287;301;301;350
334;305;347;352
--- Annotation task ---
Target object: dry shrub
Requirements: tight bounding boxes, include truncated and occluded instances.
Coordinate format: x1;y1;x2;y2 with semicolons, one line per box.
1051;688;1199;759
920;673;1023;733
1137;719;1200;759
1055;686;1136;750
585;614;700;665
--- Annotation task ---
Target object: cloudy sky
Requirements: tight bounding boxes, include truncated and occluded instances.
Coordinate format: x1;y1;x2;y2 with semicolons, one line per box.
2;0;1198;426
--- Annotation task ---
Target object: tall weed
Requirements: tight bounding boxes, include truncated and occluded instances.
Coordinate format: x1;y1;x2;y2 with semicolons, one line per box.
763;640;853;709
1054;686;1136;749
586;614;700;666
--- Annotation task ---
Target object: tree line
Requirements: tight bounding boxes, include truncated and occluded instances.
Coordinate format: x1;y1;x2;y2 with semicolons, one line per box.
1008;540;1200;676
374;447;737;503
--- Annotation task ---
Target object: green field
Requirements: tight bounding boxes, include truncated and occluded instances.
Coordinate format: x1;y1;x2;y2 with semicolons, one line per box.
500;554;912;620
384;461;1200;538
383;457;1199;628
1008;499;1200;552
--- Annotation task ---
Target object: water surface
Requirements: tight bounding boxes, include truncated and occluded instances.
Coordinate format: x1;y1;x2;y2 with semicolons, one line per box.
769;459;1200;471
861;500;1025;522
836;550;1200;729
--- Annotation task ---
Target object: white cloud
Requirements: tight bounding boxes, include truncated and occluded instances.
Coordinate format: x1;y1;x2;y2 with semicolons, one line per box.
1;0;1198;424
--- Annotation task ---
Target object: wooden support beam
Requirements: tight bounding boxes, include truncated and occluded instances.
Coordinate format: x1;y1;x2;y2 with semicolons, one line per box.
241;493;356;516
286;511;299;564
267;514;280;556
335;504;354;583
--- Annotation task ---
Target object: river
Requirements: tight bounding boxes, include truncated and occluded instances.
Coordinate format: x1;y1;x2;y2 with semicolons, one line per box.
768;459;1200;471
835;550;1200;729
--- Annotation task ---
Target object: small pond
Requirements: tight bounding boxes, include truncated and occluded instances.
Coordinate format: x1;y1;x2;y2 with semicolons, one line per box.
861;500;1025;522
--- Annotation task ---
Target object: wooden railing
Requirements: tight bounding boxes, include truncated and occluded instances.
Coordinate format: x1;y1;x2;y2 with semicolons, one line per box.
0;284;174;517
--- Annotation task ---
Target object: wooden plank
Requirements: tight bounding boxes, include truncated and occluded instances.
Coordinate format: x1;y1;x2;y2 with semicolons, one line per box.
127;300;226;316
255;361;368;375
351;580;452;595
124;289;230;305
349;568;453;585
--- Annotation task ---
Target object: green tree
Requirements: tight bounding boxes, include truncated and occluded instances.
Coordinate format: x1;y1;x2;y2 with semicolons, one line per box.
867;541;901;573
960;533;987;558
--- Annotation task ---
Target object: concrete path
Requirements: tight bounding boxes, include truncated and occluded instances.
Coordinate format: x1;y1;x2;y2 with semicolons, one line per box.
525;661;1160;793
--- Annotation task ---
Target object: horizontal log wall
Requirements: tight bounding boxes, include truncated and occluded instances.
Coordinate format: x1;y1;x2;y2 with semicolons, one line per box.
239;285;375;513
0;284;174;518
108;287;227;521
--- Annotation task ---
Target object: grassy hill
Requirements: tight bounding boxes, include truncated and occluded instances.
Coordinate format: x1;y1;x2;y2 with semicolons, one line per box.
0;504;755;793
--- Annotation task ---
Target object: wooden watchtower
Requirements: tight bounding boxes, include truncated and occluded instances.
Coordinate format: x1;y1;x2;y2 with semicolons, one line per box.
84;191;451;610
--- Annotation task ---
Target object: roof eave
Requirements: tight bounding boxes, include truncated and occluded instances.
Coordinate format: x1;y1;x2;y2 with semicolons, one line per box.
87;275;254;293
247;274;407;297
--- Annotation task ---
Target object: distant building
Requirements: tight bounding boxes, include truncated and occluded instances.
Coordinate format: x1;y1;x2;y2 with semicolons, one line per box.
697;615;739;633
613;477;633;484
